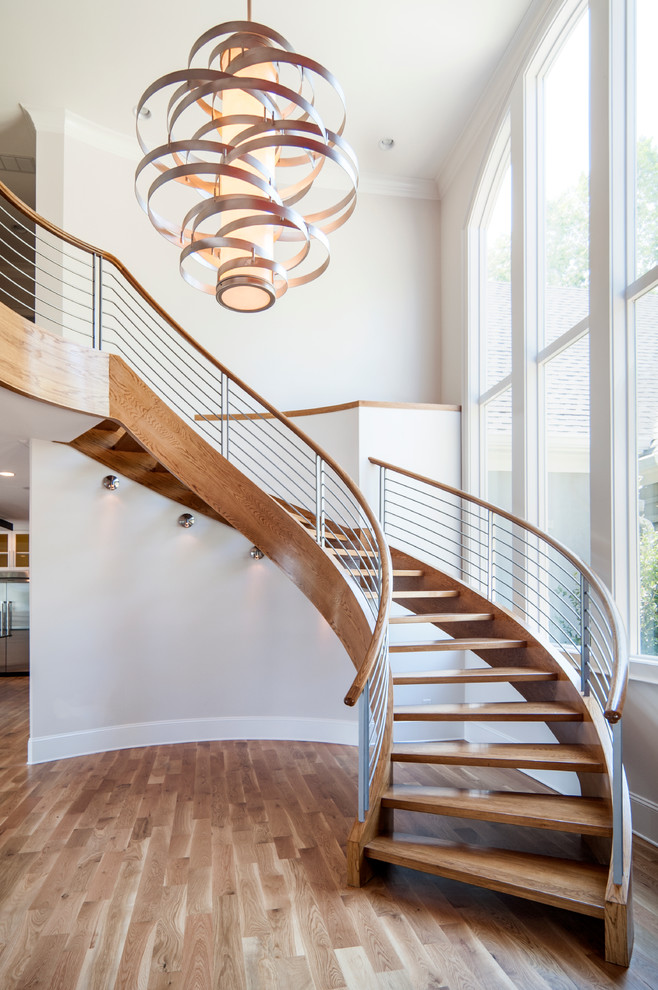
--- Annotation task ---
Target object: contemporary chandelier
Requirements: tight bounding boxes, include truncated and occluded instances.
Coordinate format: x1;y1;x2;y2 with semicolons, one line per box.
135;2;358;313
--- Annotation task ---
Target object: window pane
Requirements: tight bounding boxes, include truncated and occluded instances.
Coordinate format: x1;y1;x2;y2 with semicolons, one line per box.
544;335;590;562
636;0;658;277
485;164;512;389
637;287;658;655
484;388;512;511
542;13;590;345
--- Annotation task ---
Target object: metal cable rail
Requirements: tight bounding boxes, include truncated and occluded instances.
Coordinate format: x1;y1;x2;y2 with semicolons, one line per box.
371;457;629;885
0;180;391;823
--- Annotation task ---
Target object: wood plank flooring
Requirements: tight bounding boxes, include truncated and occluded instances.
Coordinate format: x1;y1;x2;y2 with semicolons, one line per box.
0;678;657;989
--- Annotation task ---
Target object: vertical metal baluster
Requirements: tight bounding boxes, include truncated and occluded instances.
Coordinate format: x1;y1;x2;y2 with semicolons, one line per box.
612;718;623;885
580;575;591;696
358;678;370;821
315;455;325;546
379;465;387;532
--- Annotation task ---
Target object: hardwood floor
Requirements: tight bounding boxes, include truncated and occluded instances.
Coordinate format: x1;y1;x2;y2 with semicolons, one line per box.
0;678;656;989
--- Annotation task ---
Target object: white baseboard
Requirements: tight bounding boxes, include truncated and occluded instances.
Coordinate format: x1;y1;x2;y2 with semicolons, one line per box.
630;791;658;847
27;715;358;764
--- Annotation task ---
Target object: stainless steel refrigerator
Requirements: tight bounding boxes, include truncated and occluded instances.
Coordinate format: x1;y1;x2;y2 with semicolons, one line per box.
0;576;29;674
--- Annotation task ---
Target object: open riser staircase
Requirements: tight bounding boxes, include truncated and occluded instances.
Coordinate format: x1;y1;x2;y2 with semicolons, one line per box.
0;181;633;967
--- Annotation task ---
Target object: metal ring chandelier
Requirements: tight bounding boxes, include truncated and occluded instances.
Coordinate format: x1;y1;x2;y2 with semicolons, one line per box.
135;7;358;314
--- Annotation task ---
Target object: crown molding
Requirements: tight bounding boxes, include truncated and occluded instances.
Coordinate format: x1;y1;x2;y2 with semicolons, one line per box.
435;0;566;200
22;107;439;201
358;172;439;201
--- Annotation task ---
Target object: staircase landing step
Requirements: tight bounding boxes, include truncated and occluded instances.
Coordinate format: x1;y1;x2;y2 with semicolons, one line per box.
390;741;605;772
390;638;526;653
392;666;557;685
393;702;583;722
381;786;612;835
364;835;607;918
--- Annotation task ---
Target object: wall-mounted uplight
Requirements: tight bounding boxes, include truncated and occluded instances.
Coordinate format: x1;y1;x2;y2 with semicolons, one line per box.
0;471;15;477
102;475;120;491
249;546;264;560
178;513;195;528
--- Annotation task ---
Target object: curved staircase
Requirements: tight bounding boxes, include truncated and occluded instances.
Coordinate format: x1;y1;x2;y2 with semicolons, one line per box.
0;181;632;967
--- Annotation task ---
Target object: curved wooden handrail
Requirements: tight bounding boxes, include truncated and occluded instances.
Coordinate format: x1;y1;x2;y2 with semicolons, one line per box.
370;457;629;722
0;179;391;707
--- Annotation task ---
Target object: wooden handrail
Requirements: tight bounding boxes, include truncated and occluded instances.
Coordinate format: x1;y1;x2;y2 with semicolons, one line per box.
0;179;391;707
370;457;629;722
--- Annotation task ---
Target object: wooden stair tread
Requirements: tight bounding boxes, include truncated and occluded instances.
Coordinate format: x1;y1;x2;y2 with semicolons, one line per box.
392;666;557;684
328;547;378;558
393;590;459;599
364;835;607;918
390;612;493;624
393;701;583;721
381;786;612;835
390;741;605;771
390;637;526;653
350;567;423;577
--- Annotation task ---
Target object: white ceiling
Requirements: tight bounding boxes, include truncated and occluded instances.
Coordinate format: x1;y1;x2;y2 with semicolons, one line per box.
0;0;537;521
0;0;536;181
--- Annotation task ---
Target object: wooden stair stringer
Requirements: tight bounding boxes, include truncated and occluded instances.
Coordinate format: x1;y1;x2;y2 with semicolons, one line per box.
101;356;375;675
69;423;231;525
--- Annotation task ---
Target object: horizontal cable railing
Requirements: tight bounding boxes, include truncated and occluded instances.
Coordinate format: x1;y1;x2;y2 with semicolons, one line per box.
0;180;391;823
371;457;629;885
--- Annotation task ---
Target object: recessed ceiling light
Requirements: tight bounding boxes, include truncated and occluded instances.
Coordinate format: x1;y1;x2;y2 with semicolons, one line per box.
133;105;151;119
0;471;15;477
378;137;395;151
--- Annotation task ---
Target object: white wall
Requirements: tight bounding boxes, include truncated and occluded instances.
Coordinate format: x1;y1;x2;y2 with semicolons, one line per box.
623;678;658;845
29;111;442;411
28;440;357;763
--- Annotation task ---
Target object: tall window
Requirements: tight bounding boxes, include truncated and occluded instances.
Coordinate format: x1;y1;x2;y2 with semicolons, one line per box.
539;10;590;559
470;0;658;662
633;0;658;655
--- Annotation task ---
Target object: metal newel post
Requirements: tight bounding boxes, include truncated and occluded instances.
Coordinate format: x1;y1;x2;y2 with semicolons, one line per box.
358;679;370;822
97;256;103;351
315;455;325;546
91;254;97;349
379;466;387;532
580;575;591;696
487;508;494;599
612;718;623;884
220;373;229;459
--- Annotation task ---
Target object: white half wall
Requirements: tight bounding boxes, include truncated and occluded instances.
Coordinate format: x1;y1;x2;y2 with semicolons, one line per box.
28;440;357;763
